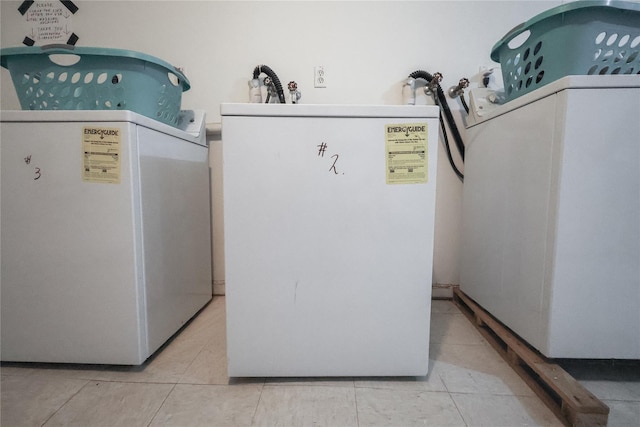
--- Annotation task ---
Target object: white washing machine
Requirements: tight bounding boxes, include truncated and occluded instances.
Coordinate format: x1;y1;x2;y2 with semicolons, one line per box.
461;75;640;359
1;110;213;365
222;104;439;377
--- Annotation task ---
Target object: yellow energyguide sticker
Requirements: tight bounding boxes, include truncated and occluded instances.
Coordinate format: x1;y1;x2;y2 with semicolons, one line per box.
385;123;428;184
82;127;121;184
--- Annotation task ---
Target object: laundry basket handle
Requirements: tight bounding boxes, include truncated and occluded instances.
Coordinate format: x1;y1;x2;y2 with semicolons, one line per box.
497;22;527;47
40;44;77;53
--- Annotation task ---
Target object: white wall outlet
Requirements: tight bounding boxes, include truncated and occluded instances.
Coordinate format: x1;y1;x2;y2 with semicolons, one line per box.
314;66;326;88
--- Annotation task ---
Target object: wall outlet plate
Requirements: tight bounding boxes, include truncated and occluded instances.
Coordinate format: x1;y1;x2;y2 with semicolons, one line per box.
314;66;326;88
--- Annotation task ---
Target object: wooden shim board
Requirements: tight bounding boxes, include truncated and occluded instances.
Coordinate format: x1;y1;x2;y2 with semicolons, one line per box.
452;287;609;427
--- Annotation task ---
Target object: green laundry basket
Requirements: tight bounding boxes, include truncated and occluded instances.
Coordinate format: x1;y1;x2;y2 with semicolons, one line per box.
491;0;640;102
0;45;190;127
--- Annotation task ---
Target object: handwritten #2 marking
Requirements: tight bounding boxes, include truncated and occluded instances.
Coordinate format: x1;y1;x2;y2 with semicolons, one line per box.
316;142;343;175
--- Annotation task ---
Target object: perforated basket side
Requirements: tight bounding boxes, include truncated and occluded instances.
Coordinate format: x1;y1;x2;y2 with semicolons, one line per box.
492;1;640;102
0;46;189;127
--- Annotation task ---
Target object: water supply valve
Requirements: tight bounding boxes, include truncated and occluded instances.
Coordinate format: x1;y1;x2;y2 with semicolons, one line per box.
448;77;470;98
425;72;443;97
288;81;301;104
264;76;279;103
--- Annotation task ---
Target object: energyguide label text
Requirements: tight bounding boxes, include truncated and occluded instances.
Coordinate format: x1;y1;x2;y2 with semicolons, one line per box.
82;127;121;184
385;123;428;184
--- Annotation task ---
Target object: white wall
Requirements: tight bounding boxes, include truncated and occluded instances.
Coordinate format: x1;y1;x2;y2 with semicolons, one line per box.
1;0;561;291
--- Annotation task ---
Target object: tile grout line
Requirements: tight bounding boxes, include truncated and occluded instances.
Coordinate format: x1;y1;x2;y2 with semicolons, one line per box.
446;390;470;427
146;383;177;427
432;308;475;427
175;338;211;385
249;379;266;426
434;366;474;425
39;378;92;427
353;380;361;427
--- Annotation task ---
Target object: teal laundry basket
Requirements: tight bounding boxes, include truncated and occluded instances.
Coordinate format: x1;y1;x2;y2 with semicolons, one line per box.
0;45;190;127
491;0;640;102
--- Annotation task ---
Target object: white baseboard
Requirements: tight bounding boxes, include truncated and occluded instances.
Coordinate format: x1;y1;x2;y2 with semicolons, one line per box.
213;280;225;296
432;284;457;300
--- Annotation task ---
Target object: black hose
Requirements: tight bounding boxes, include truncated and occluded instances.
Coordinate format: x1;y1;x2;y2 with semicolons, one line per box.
253;65;286;104
408;70;465;162
459;93;470;115
439;115;464;181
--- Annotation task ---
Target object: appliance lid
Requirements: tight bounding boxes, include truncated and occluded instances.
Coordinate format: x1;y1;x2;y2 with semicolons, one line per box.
467;74;640;128
221;103;439;119
0;109;207;146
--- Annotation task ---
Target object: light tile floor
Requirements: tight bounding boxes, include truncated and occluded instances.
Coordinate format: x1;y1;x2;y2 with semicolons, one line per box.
1;297;639;426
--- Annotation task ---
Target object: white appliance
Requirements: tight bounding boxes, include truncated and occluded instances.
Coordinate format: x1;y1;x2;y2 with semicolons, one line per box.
222;104;439;377
461;75;640;359
1;110;213;365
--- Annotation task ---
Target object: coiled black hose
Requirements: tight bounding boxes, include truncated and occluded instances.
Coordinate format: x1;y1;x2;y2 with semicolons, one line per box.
253;65;286;104
409;70;465;162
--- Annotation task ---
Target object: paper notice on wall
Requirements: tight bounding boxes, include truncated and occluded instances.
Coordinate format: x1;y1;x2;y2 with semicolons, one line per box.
385;123;428;184
82;127;121;184
23;0;75;45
